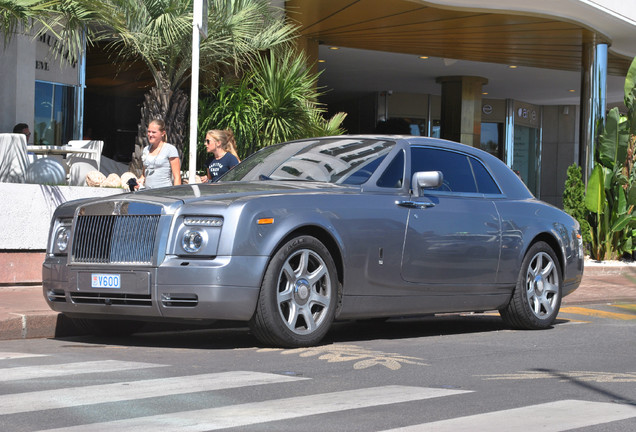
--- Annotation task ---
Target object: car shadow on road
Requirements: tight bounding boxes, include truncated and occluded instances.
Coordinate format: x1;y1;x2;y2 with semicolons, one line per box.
52;312;566;350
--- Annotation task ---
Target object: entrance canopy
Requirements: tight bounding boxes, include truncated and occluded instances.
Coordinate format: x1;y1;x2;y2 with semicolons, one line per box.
287;0;636;105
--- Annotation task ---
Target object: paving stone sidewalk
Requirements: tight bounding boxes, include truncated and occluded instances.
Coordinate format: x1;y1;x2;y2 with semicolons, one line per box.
1;263;635;341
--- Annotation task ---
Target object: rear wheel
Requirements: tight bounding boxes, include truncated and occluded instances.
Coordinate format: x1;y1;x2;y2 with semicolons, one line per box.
249;235;338;347
71;318;145;336
499;241;562;329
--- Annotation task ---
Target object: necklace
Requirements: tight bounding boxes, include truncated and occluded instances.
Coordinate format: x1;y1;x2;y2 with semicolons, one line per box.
145;142;164;174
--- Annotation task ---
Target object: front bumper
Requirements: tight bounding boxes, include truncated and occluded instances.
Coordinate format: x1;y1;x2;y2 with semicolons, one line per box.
42;255;268;322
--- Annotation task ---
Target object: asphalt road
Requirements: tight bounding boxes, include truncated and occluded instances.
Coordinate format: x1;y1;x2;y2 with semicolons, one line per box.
1;303;635;431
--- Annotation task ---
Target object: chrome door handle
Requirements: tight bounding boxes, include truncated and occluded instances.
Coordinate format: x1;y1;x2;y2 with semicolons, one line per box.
396;200;435;209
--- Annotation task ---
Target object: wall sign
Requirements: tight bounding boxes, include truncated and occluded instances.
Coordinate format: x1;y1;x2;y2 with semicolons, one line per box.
514;101;539;128
35;31;79;86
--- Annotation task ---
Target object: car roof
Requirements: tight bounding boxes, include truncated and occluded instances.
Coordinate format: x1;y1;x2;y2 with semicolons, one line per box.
300;135;535;200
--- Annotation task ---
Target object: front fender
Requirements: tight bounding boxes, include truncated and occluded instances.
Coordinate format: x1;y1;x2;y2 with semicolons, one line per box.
231;197;347;260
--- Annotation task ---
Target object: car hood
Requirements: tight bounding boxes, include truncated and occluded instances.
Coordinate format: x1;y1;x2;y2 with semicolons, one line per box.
54;181;359;218
126;180;357;205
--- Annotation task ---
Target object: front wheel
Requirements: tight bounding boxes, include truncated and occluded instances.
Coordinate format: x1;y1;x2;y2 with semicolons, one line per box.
499;241;562;329
249;235;338;347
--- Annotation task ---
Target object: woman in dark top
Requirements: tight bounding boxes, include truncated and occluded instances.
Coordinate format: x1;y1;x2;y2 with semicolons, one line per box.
203;129;239;182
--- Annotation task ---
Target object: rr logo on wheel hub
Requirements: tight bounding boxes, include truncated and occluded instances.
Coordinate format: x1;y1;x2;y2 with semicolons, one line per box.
294;279;310;302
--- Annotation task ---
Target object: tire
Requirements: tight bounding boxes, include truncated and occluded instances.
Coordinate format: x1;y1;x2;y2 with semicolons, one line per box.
71;318;146;336
249;235;338;347
499;241;562;329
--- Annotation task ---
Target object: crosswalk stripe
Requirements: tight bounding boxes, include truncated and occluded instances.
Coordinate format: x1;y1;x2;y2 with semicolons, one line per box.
0;371;308;415
37;385;471;432
560;306;636;320
381;399;636;431
0;352;47;360
2;360;164;382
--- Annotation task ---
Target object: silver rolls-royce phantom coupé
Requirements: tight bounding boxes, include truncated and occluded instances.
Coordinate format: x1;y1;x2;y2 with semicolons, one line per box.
43;136;584;347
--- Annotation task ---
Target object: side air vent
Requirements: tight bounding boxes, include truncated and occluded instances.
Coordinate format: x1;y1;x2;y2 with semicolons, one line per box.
161;293;198;307
46;289;66;302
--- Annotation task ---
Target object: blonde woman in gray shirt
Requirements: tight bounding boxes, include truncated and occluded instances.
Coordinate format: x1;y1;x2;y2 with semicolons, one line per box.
138;119;182;189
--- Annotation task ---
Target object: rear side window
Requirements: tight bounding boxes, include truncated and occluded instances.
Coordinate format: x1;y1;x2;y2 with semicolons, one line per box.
469;159;501;194
411;147;476;193
411;147;501;194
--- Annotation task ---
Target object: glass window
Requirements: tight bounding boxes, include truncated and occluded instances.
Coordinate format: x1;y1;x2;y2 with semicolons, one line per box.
376;150;404;188
384;117;427;136
480;122;503;159
469;159;501;194
430;120;441;138
34;81;75;145
512;125;540;195
221;138;396;184
411;147;477;193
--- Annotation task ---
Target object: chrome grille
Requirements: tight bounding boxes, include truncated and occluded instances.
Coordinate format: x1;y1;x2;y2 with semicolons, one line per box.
71;215;160;264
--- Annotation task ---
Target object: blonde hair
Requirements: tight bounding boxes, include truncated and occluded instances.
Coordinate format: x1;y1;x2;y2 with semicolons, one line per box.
206;129;240;161
224;129;240;161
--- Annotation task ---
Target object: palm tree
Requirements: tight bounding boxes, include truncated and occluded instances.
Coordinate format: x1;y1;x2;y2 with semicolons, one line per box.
2;0;297;175
1;0;118;65
103;0;297;175
198;49;347;162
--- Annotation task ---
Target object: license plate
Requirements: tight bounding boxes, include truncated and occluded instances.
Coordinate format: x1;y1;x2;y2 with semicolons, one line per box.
91;273;121;289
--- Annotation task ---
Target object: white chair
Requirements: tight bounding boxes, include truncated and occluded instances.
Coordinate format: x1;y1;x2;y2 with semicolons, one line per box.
0;133;29;183
66;140;104;171
68;159;99;186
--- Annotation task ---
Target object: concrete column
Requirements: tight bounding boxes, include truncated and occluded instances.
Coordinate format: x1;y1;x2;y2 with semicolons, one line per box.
435;76;488;147
0;31;36;134
579;36;608;182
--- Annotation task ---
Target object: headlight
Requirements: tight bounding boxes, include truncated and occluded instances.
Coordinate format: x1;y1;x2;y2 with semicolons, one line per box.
182;229;207;253
171;215;222;256
56;227;69;252
52;219;72;255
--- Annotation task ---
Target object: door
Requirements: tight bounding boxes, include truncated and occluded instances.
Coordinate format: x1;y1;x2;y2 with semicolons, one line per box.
401;147;501;290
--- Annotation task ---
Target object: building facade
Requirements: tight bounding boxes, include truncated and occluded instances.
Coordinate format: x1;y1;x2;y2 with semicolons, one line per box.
291;0;636;206
0;29;83;146
1;0;636;208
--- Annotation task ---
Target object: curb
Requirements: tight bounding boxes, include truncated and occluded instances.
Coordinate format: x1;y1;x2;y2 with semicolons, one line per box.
0;311;80;341
584;264;636;277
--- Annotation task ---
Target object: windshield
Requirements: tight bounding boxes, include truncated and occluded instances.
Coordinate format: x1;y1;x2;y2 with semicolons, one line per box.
221;138;396;185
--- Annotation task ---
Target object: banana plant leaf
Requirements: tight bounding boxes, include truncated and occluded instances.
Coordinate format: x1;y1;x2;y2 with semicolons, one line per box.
610;214;636;233
597;108;628;169
585;164;606;214
624;57;636;115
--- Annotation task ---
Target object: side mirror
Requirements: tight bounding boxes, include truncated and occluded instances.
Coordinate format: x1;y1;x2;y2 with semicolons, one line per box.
411;171;443;197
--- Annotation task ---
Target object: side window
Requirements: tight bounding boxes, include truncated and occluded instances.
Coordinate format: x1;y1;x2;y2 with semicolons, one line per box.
469;158;501;194
377;150;404;188
340;154;387;185
411;147;477;193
